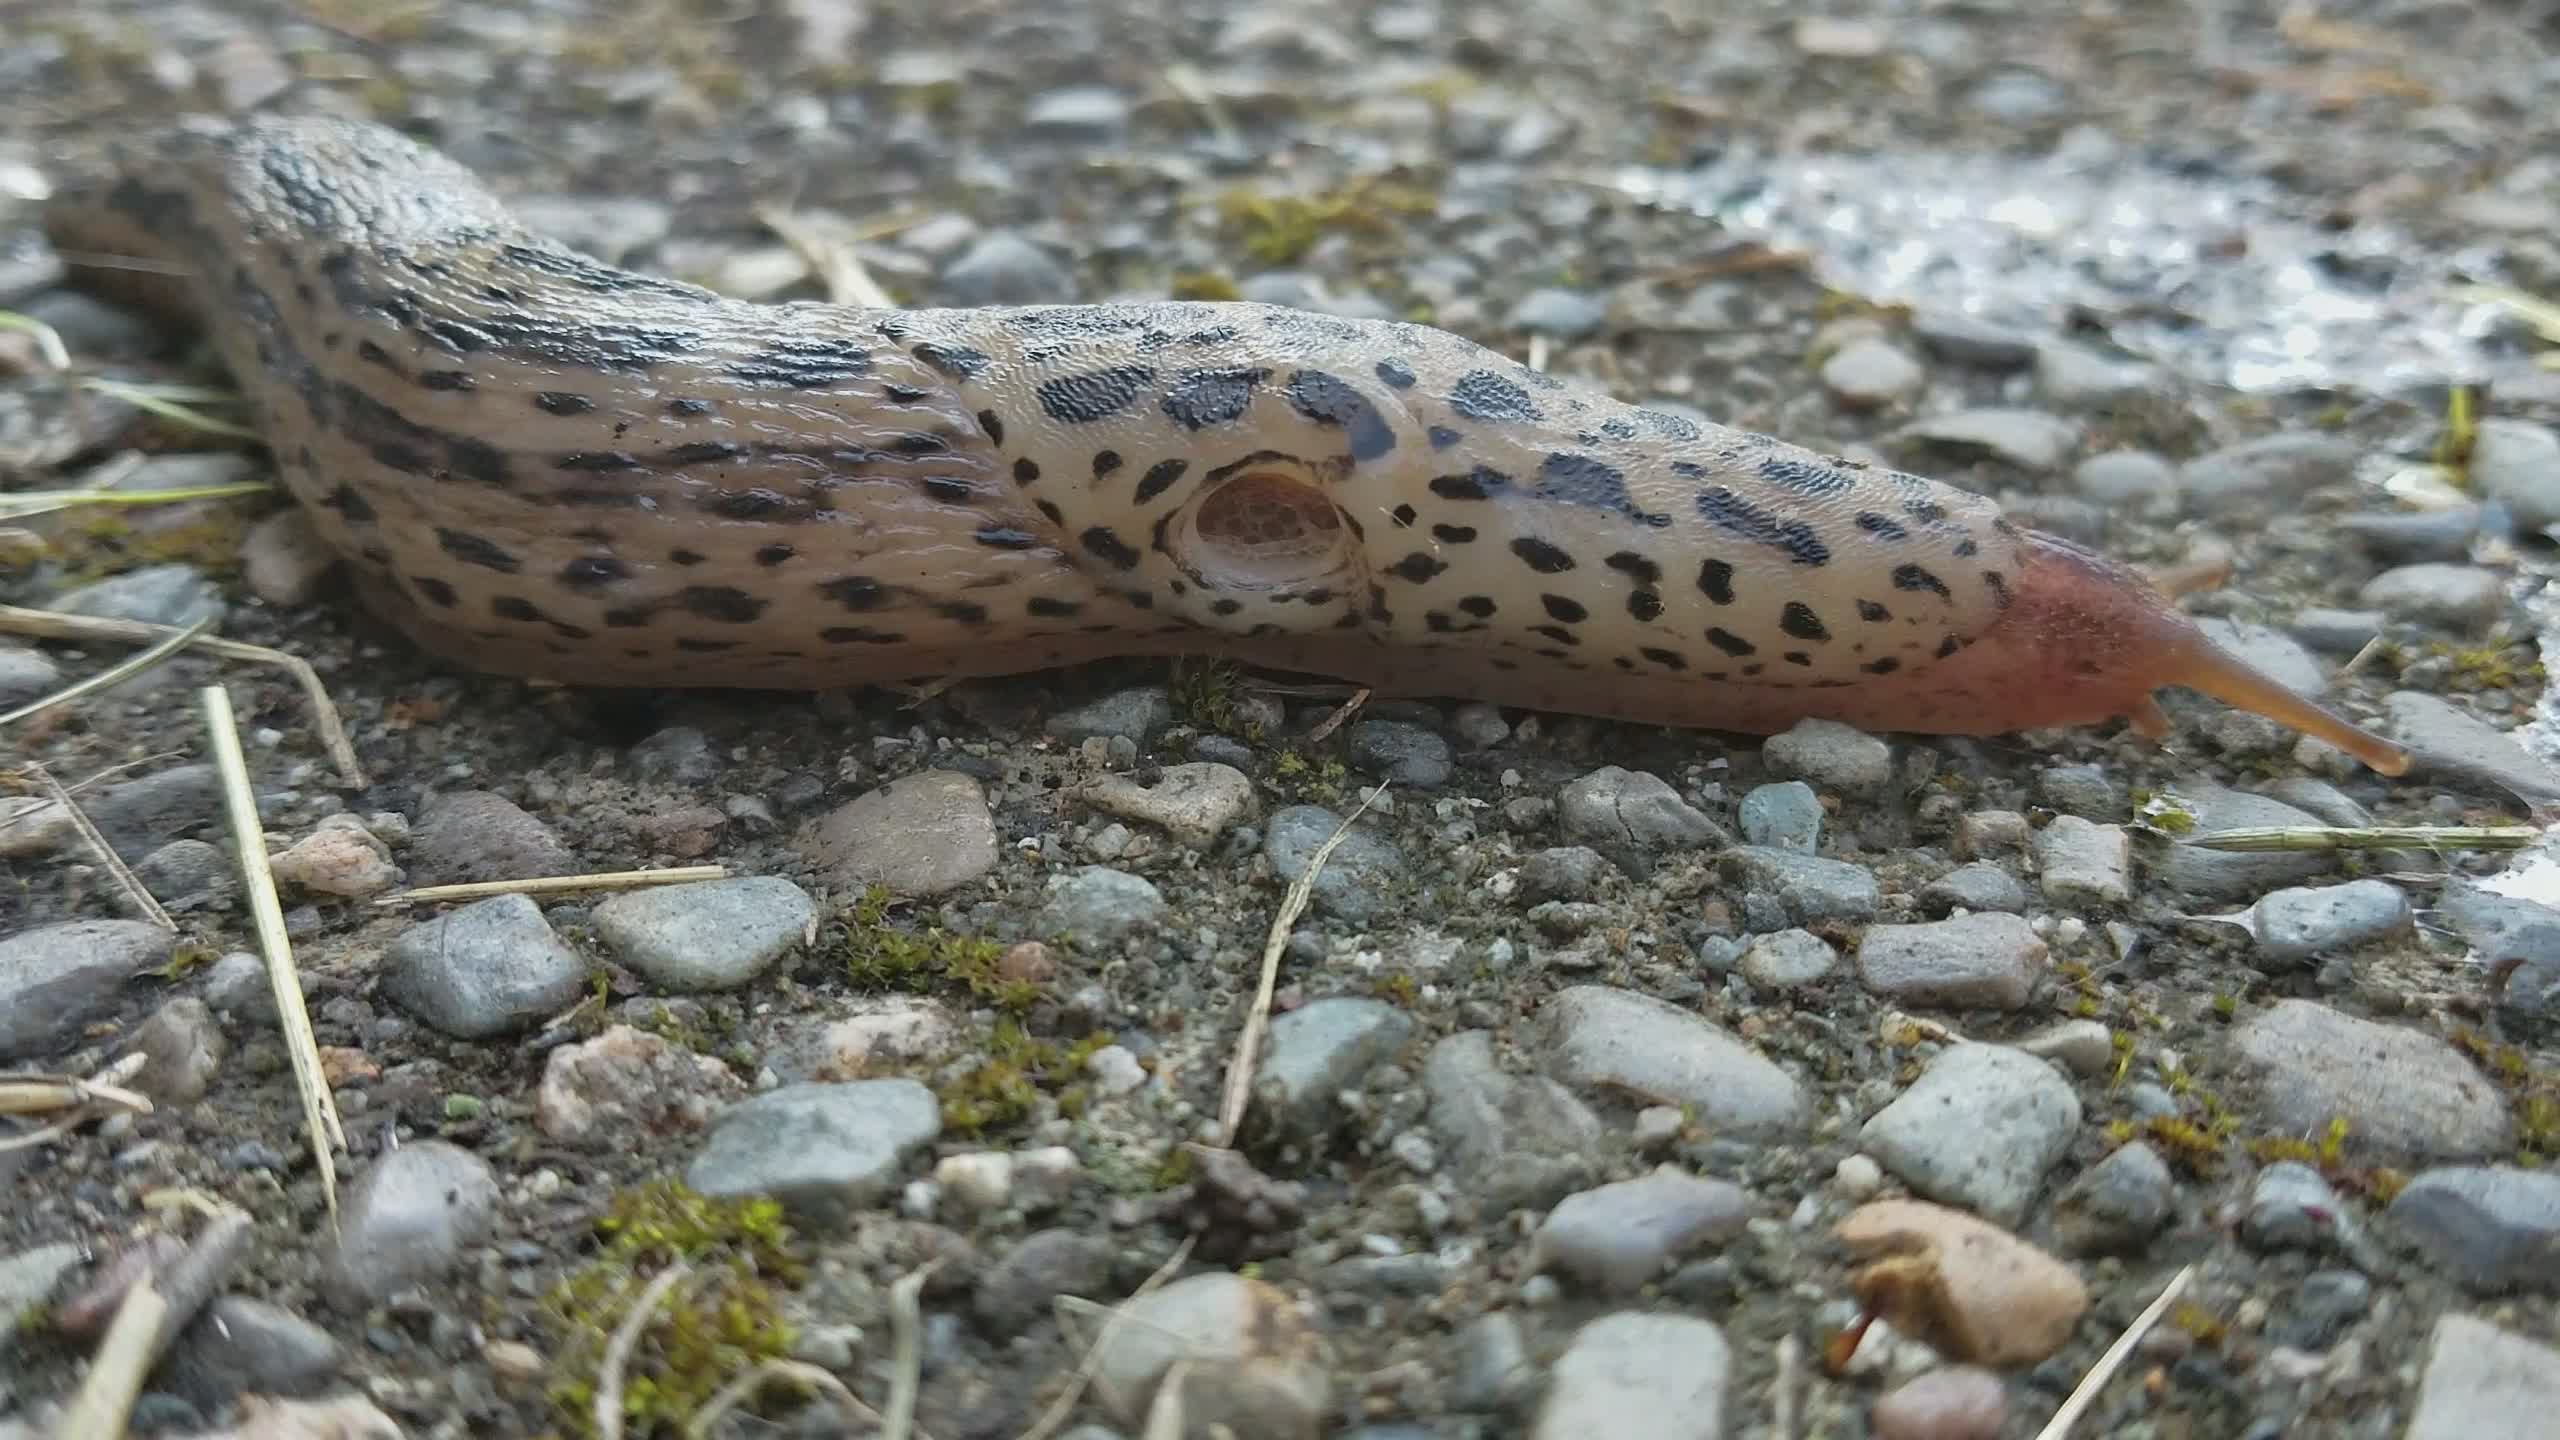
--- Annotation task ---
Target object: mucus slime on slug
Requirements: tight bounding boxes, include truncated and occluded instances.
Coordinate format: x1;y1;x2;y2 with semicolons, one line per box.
40;114;2410;776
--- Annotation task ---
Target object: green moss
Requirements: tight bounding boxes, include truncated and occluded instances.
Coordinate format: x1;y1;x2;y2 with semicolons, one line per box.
2451;1027;2560;1164
1169;657;1263;740
542;1180;805;1438
57;508;255;585
1171;272;1244;302
824;885;1037;1010
1216;179;1436;265
937;1019;1111;1135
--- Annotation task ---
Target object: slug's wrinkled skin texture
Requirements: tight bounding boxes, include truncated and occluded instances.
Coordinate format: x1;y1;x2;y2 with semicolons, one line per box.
44;115;2409;773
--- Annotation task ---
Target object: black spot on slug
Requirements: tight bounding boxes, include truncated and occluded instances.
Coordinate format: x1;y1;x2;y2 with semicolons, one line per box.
1780;602;1829;642
1862;657;1901;675
1511;537;1575;574
821;576;889;610
975;526;1040;549
1429;465;1511;501
1375;358;1417;389
1038;366;1155;424
1027;596;1083;617
1628;590;1663;622
1893;564;1952;599
1541;594;1589;624
1388;552;1448;583
1431;524;1477;544
1759;457;1853;497
1082;526;1143;570
1696;487;1830;567
977;409;1006;446
1161;367;1269;430
559;556;628;588
1605;552;1663;586
756;544;795;567
436;528;520;573
1641;646;1686;669
912;343;990;379
1285;369;1397;462
1705;627;1755;657
1135;458;1189;504
411;576;459;607
1448;369;1541;424
680;586;766;623
1697;558;1736;605
1857;599;1891;622
1856;512;1910;541
1014;458;1042;486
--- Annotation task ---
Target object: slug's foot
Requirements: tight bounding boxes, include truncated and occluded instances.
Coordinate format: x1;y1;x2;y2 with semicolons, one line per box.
2126;694;2174;740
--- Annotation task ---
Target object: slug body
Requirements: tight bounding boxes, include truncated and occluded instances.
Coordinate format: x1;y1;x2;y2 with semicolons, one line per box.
44;116;2409;774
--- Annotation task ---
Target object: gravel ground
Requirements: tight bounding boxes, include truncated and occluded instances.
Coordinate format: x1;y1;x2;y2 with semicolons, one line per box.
7;1;2560;1437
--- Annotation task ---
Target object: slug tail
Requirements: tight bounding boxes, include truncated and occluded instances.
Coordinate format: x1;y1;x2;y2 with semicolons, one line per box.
2155;631;2412;776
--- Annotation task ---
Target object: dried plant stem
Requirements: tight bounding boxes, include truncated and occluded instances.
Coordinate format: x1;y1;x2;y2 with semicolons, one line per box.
371;864;728;908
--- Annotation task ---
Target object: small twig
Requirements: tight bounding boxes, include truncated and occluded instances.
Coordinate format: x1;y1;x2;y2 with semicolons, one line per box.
371;864;730;908
757;206;898;310
54;1277;169;1439
2184;824;2541;853
201;684;345;1221
2032;1264;2194;1440
882;1258;944;1440
137;1208;253;1363
597;1262;691;1440
0;605;367;788
0;1054;153;1153
686;1359;885;1439
0;480;275;522
79;377;257;439
23;760;175;932
1298;687;1369;747
0;309;71;371
1215;783;1387;1145
1015;1237;1196;1440
0;615;215;731
1139;1358;1189;1440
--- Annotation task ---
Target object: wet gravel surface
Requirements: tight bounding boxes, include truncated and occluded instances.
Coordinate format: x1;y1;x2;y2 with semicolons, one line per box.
8;1;2560;1437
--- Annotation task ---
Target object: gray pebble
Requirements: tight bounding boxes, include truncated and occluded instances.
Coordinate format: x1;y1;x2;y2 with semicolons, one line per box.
2178;433;2361;518
1265;806;1402;923
1820;337;1924;408
409;791;577;888
628;726;721;785
0;1243;81;1354
685;1080;943;1223
2242;1161;2347;1253
512;194;669;263
2384;691;2560;804
2035;815;2131;905
1531;1166;1750;1293
1895;408;2080;472
1920;861;2027;916
800;770;1001;897
2388;1165;2560;1293
1760;718;1893;796
1506;288;1608;340
161;1296;341;1408
136;839;231;912
2035;343;2159;406
592;876;814;992
2037;764;2126;820
325;1141;498;1309
1257;997;1414;1138
1423;1030;1602;1210
1087;1272;1331;1440
1558;766;1727;872
81;763;218;862
1533;1311;1731;1440
1022;86;1131;142
2052;1141;2175;1255
1910;309;2038;368
381;893;591;1039
1859;1044;2081;1223
1517;846;1610;904
2070;449;2179;512
1738;928;1836;991
2359;563;2507;632
1450;702;1510;748
976;1229;1120;1336
2271;1269;2371;1351
0;644;61;706
2406;1315;2560;1440
1042;866;1168;944
1855;913;2047;1009
204;950;284;1026
939;231;1072;306
2340;505;2490;564
2469;419;2560;531
1448;1310;1531;1411
2290;607;2386;655
2233;999;2513;1162
1717;846;1881;928
50;563;227;629
2250;879;2413;965
122;997;227;1104
0;919;169;1062
1348;720;1454;788
1737;781;1823;853
1046;687;1172;743
1541;985;1809;1136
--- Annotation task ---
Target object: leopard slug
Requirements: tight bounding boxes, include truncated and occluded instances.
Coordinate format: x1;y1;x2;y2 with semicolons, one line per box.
43;114;2410;775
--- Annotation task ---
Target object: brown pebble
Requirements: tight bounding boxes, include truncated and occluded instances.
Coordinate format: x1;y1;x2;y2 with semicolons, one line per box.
1836;1199;2090;1366
1872;1365;2008;1440
1000;940;1057;985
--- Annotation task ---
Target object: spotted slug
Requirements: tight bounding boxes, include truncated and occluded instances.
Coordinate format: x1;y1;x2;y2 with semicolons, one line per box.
43;114;2409;776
